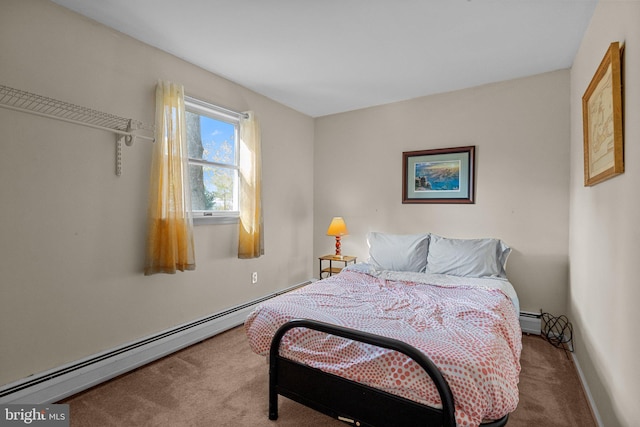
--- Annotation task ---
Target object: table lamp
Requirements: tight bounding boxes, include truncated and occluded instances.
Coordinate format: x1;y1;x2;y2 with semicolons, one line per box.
326;217;349;257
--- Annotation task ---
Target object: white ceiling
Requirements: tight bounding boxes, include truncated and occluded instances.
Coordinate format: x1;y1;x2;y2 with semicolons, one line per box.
52;0;597;117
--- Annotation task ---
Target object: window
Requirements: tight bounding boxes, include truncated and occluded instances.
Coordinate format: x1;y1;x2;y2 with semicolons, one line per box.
185;96;241;224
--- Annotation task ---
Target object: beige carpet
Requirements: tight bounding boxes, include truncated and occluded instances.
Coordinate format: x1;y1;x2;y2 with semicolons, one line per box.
61;327;596;426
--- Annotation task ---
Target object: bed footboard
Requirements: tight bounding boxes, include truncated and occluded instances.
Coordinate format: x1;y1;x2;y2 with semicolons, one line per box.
269;319;464;427
268;319;509;427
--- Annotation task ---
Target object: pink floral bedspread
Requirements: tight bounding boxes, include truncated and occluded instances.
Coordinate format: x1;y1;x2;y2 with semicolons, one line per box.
245;268;522;427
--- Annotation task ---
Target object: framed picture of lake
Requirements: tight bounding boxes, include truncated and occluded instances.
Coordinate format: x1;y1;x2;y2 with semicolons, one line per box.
402;146;475;204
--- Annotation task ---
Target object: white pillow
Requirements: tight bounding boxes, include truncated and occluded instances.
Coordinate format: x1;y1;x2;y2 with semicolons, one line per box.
367;232;430;272
426;235;511;278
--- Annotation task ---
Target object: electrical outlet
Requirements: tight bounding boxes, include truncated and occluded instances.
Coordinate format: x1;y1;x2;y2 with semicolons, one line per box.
252;272;258;284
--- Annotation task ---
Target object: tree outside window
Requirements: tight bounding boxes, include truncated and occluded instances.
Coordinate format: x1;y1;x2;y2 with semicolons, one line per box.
185;98;239;219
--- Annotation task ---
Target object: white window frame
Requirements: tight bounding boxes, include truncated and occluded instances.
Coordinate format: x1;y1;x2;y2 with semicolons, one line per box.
184;96;241;225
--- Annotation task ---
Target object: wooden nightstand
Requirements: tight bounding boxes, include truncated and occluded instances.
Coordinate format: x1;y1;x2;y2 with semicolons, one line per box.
319;255;357;278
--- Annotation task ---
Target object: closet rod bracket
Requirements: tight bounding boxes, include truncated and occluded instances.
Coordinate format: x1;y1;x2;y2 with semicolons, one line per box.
116;136;124;176
123;119;136;146
115;120;140;176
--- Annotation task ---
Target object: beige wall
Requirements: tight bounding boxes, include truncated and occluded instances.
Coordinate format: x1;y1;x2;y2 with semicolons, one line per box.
3;2;636;424
0;0;314;386
314;70;571;316
569;1;640;426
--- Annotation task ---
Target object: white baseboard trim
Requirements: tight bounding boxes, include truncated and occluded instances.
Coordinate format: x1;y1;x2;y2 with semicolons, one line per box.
0;280;312;405
571;352;604;427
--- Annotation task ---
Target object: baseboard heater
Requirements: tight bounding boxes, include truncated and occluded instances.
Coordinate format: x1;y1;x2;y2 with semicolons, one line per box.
519;311;542;335
0;280;312;405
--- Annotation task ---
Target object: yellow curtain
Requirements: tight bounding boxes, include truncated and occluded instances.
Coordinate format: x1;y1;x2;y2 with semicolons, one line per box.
144;81;196;275
238;111;264;259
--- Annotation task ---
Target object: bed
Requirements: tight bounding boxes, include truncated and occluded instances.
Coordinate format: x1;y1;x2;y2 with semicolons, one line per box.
245;233;522;427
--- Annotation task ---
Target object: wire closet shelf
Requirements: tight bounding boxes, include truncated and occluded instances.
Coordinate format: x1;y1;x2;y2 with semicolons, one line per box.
0;84;154;176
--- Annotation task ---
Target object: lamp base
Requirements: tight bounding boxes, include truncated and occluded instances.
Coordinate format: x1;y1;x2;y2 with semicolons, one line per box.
334;236;342;257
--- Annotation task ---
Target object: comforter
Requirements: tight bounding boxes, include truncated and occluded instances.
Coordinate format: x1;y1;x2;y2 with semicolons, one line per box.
245;264;522;427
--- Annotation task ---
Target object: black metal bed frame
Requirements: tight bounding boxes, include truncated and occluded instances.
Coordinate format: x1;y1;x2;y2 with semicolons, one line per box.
268;319;509;427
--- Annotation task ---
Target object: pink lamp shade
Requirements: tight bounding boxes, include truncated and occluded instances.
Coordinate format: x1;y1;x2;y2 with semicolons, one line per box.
326;217;349;256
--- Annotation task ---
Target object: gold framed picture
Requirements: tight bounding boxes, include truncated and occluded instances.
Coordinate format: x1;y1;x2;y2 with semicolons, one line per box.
582;41;624;187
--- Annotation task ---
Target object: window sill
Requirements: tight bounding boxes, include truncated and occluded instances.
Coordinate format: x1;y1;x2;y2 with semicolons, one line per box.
193;215;239;226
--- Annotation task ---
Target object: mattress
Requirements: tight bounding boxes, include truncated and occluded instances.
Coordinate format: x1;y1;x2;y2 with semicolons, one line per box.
245;264;522;427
